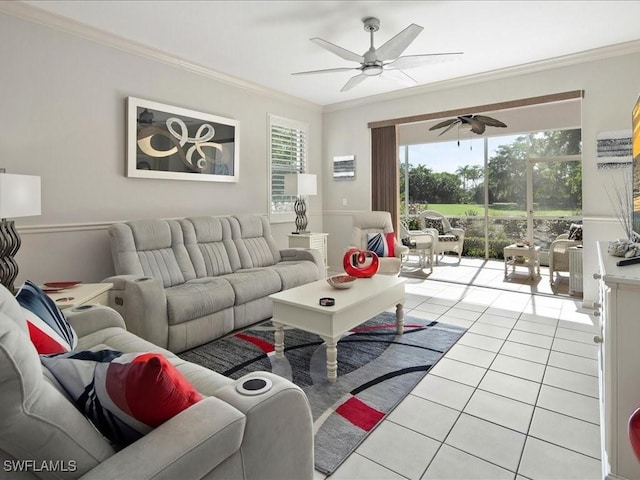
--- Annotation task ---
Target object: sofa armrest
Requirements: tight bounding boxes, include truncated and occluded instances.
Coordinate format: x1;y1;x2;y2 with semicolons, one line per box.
102;275;170;349
449;227;465;239
215;372;314;480
280;248;324;278
65;305;126;338
80;397;245;480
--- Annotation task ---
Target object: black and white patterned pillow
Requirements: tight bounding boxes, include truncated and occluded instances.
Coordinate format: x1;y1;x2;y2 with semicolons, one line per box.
422;217;445;236
568;223;583;241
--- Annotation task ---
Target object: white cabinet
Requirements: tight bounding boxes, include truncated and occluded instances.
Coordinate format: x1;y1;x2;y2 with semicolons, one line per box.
288;233;328;275
596;242;640;480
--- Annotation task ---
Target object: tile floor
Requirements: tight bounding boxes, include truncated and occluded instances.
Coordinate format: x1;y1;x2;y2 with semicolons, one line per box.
316;257;600;480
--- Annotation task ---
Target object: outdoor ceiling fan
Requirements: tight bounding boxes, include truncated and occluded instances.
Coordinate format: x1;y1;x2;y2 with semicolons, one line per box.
292;17;463;92
429;115;508;135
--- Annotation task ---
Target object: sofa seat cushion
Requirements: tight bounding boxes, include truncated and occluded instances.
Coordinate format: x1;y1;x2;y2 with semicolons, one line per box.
223;269;282;305
268;261;321;290
166;279;235;326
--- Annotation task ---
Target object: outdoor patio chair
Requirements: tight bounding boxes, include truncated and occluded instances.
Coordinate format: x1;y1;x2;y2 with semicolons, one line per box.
417;210;465;264
549;224;582;284
399;220;435;273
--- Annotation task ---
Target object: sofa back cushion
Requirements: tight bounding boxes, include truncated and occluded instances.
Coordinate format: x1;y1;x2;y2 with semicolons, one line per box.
109;219;196;287
230;215;282;269
0;286;114;477
181;217;241;277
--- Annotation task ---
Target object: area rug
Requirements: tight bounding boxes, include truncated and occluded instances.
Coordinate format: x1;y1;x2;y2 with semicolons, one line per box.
179;312;466;475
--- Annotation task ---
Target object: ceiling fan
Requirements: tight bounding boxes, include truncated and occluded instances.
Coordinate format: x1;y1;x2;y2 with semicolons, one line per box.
292;17;463;92
429;115;508;136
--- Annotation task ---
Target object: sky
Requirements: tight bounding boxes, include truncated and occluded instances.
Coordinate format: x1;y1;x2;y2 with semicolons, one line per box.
401;134;519;174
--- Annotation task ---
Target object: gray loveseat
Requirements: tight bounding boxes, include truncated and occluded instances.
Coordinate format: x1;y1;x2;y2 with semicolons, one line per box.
105;215;323;352
0;285;314;480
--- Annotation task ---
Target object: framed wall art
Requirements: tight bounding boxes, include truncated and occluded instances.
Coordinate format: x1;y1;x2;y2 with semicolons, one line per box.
127;97;239;182
333;155;356;181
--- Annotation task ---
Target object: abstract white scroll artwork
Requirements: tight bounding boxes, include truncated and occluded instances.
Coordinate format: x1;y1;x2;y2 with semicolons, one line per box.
127;97;239;182
597;130;632;170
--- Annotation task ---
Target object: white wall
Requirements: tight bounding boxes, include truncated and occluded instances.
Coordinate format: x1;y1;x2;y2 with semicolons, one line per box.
322;47;640;303
0;11;323;285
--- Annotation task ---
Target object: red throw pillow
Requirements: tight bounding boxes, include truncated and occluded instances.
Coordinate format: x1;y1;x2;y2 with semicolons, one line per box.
41;349;203;447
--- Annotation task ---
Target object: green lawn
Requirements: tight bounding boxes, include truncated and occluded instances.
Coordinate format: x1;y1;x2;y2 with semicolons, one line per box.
414;204;578;217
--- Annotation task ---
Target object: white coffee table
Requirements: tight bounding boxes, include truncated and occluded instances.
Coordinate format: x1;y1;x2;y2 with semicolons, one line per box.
503;244;540;279
269;275;406;382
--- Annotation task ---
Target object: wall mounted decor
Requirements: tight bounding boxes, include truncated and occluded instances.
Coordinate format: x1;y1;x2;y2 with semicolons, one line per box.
333;155;356;181
127;97;239;182
597;130;632;170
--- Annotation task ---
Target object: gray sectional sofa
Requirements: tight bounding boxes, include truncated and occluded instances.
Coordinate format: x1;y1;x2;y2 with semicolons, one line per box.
104;215;323;352
0;285;314;480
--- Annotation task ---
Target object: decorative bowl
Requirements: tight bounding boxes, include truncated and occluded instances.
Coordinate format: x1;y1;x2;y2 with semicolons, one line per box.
327;275;357;289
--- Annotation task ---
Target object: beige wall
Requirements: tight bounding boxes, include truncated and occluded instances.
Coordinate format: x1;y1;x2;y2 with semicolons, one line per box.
322;47;640;303
0;11;323;285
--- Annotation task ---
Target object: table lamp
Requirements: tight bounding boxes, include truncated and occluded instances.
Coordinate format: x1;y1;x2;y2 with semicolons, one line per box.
0;171;42;293
284;173;317;234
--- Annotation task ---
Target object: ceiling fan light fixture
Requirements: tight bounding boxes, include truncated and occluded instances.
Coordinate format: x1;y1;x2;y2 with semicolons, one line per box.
362;64;383;76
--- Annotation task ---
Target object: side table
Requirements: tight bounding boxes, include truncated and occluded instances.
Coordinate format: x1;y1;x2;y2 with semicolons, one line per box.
288;232;329;276
44;283;113;310
504;244;540;279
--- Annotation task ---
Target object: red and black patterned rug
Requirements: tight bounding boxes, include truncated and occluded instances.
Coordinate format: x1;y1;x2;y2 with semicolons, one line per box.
179;311;466;475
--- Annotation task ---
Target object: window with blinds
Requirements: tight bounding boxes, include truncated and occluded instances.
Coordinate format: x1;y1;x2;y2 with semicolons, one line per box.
268;115;308;221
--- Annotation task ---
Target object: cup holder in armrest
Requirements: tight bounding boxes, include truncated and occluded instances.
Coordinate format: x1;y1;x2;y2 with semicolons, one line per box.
235;376;273;396
135;277;152;282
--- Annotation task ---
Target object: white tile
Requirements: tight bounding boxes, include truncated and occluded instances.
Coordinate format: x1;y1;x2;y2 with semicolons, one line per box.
529;407;601;459
499;341;550;365
484;306;522;319
436;315;474;329
468;322;511;340
464;389;534;433
476;313;518;329
329;453;406;480
445;413;526;472
518;312;559;326
507;329;553;349
514;319;557;337
414;302;452;315
430;358;487;387
490;354;546;383
313;468;327;480
426;296;458;308
543;366;599;398
422;444;514;480
557;317;599;334
452;301;488;313
554;327;599;345
547;351;598;377
444;343;497;368
411;374;475;411
536;385;600;424
458;332;505;352
445;307;483;321
518;437;602;479
357;421;440;480
478;370;540;405
552;338;598;359
388;395;459;442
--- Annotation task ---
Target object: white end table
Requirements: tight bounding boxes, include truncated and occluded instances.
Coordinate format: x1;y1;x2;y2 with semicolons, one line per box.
503;244;540;279
44;283;113;310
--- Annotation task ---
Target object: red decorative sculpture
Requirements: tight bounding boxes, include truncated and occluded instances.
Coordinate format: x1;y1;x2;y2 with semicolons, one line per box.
343;248;379;278
629;407;640;461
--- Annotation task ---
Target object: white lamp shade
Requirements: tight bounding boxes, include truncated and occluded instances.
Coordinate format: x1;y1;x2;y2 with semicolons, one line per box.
284;173;317;196
0;174;42;218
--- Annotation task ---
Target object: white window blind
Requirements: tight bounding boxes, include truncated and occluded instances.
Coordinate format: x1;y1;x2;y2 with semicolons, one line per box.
268;115;308;221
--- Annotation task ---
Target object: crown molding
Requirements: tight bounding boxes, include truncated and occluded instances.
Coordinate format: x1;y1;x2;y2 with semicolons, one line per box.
0;1;321;112
324;39;640;113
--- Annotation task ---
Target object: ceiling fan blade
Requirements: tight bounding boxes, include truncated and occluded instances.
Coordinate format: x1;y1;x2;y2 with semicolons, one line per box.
473;115;508;128
292;67;358;76
387;52;464;70
375;23;423;62
340;74;367;92
429;118;459;131
310;38;363;63
382;68;417;86
437;121;461;136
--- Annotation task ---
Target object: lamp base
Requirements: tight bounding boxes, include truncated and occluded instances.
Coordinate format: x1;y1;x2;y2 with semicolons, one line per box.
0;218;20;294
293;196;309;234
